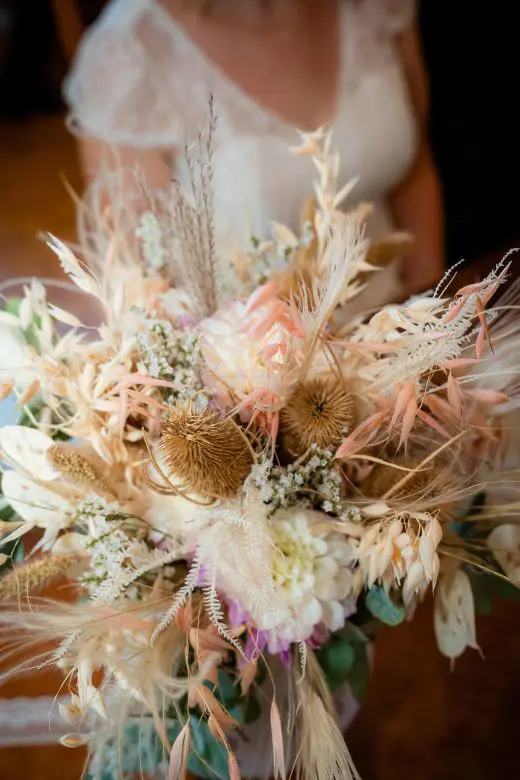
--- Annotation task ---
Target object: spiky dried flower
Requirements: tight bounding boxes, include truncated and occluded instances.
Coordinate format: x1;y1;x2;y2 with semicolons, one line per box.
47;444;115;498
281;378;355;457
0;553;82;600
159;404;254;499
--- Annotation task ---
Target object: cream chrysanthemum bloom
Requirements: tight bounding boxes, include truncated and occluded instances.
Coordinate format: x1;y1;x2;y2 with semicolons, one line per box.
202;504;356;654
265;509;356;649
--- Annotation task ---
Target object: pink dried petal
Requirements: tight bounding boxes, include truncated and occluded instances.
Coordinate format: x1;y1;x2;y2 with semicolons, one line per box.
465;388;509;405
399;396;418;447
443;296;467;324
244;281;279;315
417;409;451;439
447;372;463;419
390;381;415;430
442;358;479;370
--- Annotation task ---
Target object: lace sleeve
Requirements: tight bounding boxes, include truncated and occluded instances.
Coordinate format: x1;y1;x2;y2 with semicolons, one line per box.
62;0;209;149
365;0;416;36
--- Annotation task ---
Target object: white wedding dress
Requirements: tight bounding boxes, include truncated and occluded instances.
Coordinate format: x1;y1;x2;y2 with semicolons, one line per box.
64;0;419;312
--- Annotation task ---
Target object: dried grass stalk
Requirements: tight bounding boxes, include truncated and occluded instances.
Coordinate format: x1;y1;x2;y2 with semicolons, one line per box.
281;378;355;456
0;554;82;600
362;459;455;520
47;444;115;497
160;405;254;499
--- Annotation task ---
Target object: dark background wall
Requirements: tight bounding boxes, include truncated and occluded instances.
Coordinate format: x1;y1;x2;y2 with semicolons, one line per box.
419;1;520;264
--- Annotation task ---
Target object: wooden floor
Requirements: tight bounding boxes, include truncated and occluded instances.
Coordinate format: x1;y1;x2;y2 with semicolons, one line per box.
1;114;520;779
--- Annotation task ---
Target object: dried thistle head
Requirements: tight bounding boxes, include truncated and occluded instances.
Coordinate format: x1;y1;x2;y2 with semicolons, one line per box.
280;378;355;457
159;405;254;499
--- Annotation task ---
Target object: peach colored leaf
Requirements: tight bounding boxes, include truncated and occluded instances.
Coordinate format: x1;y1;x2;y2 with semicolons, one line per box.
335;411;388;459
194;686;239;732
189;627;232;655
455;280;490;296
465;389;509;405
228;753;241;780
399;396;418;448
423;394;458;426
442;296;466;324
244;281;279;315
442;358;479;370
239;660;258;695
447;373;463;419
416;410;451;439
475;327;486;360
270;697;286;780
16;378;41;407
169;722;190;780
391;381;415;430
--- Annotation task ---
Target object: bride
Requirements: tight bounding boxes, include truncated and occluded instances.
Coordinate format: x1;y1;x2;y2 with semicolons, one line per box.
63;0;444;309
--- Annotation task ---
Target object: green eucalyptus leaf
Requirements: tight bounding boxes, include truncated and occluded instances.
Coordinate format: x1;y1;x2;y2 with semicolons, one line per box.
489;575;520;602
216;669;239;707
188;715;230;779
4;298;21;316
317;634;355;691
469;571;492;615
347;641;370;703
365;586;405;626
341;621;370;645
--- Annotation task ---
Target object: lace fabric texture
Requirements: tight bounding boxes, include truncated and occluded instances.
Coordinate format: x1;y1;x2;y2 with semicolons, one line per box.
65;0;417;306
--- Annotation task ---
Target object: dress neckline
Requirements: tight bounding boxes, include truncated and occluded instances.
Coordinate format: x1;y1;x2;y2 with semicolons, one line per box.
153;0;346;135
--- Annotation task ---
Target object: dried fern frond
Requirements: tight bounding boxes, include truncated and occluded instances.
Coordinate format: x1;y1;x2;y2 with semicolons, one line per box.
159;405;254;499
281;378;355;456
47;444;115;498
0;554;82;601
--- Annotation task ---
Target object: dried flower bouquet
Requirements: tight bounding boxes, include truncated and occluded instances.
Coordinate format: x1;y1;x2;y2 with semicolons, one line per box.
1;116;520;780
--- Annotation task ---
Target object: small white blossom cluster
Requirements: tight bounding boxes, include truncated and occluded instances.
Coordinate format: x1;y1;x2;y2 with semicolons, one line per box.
137;318;211;407
77;499;138;598
135;211;166;271
243;220;315;290
251;445;360;521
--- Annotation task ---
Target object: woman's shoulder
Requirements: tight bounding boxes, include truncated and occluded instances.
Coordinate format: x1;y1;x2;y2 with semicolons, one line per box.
63;0;212;148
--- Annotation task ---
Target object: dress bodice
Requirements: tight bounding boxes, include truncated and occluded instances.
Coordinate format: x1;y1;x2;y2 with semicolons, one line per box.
64;0;418;304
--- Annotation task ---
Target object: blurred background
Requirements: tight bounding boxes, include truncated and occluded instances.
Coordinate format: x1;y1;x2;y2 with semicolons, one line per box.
1;1;520;779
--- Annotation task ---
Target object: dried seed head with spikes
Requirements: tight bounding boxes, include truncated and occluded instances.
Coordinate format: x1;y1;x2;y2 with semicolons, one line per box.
159;405;254;499
281;378;355;457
